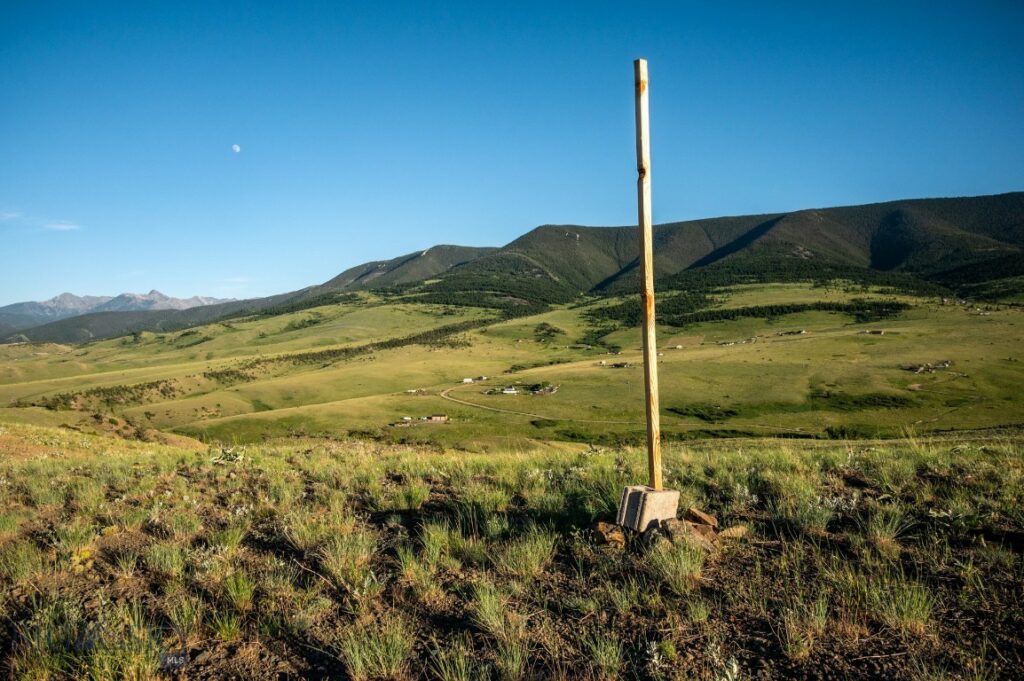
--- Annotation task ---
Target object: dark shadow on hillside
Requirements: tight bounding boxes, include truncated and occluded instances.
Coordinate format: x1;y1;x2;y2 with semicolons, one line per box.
870;210;914;270
592;260;639;292
686;216;785;269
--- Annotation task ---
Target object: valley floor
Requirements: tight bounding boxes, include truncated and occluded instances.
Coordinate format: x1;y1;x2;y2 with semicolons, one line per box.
0;284;1021;448
0;423;1021;679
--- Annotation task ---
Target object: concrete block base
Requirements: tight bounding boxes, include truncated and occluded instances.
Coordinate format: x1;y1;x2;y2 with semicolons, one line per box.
616;485;680;533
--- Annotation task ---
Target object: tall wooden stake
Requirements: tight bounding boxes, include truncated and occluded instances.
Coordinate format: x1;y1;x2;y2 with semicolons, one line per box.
634;58;662;490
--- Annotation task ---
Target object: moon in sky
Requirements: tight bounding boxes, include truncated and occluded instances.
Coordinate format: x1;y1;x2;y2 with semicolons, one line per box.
231;144;241;153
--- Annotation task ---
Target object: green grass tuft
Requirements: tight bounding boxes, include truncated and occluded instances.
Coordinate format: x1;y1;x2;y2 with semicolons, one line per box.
335;614;415;681
648;541;706;595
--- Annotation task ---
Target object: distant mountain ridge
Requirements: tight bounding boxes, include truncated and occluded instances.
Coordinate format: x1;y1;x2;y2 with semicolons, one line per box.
0;290;234;337
93;290;231;312
5;191;1022;344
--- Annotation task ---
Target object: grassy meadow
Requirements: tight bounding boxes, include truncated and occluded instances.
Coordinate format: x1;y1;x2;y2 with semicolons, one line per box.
0;282;1022;678
0;284;1020;448
0;422;1021;678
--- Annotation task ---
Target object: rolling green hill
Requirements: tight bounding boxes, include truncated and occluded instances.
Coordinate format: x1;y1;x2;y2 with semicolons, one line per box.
1;283;1021;449
401;192;1024;306
6;192;1022;344
600;193;1023;291
317;245;497;290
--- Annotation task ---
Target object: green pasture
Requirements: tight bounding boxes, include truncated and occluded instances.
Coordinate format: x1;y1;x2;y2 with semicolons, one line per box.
0;284;1020;446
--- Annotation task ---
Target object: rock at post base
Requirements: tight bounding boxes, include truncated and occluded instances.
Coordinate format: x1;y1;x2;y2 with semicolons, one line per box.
594;521;626;548
689;522;718;541
684;507;719;528
660;518;718;553
640;528;673;553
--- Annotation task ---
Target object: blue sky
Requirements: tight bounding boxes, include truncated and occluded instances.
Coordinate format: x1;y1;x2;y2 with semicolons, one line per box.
2;1;1022;305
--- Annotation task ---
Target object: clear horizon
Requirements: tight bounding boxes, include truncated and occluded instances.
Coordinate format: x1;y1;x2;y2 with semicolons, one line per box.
3;1;1023;306
5;188;1022;306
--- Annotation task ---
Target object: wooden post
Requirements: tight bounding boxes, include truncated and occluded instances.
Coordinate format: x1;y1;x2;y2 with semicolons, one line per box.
616;60;679;532
634;58;662;490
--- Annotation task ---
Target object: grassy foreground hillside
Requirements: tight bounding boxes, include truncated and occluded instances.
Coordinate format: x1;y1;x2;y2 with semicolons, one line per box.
0;281;1021;679
0;423;1020;679
0;284;1021;448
